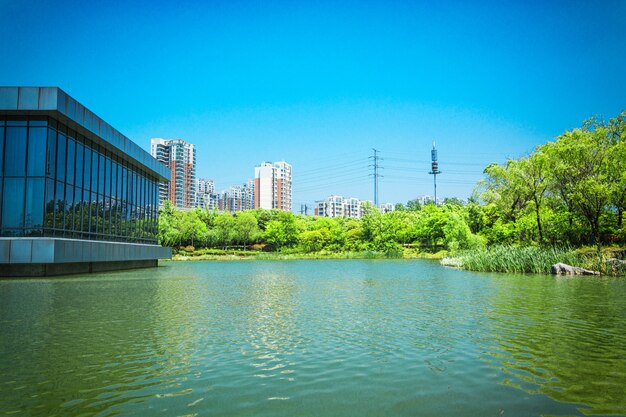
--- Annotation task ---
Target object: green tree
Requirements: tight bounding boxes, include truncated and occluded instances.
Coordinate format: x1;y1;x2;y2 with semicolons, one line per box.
264;212;299;250
516;152;550;243
406;199;422;211
234;211;260;248
606;111;626;229
178;210;207;247
214;213;235;249
543;127;612;248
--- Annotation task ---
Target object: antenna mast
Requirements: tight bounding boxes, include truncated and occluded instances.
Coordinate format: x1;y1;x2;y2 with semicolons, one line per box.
428;142;441;206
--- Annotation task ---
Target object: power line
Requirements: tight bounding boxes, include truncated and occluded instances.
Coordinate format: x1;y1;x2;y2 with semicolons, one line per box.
295;166;370;185
296;158;368;177
297;176;369;193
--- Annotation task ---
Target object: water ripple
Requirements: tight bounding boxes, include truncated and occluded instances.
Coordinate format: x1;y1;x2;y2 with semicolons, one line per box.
0;261;624;416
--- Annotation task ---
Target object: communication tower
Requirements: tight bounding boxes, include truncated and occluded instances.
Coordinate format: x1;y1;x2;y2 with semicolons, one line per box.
428;142;441;206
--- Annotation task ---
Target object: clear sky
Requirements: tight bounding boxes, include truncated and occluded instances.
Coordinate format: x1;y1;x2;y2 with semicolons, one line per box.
1;0;625;209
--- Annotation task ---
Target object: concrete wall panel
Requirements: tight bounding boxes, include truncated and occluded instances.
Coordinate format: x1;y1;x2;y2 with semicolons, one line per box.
10;240;32;263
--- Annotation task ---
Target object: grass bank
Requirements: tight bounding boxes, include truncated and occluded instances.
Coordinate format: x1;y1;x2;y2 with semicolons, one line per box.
170;247;448;261
441;245;626;275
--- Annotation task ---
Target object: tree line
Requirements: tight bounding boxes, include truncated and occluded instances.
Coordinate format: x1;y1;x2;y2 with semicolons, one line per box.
157;111;625;253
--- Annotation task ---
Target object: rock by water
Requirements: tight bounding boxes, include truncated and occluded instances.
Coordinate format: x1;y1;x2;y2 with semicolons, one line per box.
551;263;600;276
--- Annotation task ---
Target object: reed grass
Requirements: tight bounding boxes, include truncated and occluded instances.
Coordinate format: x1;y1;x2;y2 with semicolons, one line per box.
451;245;585;274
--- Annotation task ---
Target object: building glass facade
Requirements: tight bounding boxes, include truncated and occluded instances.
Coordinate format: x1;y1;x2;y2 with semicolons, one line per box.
0;116;158;243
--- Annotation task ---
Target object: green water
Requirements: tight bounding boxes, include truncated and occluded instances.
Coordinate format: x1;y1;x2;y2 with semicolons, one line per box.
1;260;625;417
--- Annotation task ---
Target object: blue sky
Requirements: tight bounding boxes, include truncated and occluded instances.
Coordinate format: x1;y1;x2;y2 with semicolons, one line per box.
1;0;625;208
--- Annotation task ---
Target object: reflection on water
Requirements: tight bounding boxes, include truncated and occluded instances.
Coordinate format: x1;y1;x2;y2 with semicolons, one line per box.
0;260;624;417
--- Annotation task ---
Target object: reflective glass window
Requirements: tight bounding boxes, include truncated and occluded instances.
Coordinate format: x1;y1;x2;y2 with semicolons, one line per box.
91;150;98;192
121;166;127;200
75;142;84;189
46;128;56;178
44;179;55;230
54;181;65;232
103;195;111;236
98;153;105;195
89;192;97;235
65;184;74;230
27;127;47;176
66;137;75;185
56;132;66;182
4;127;27;176
83;146;91;193
74;186;82;232
0;127;4;175
104;157;111;197
117;162;122;199
1;178;25;230
111;160;118;199
132;171;137;206
82;188;90;233
141;177;145;212
25;178;44;230
128;171;134;205
97;195;105;237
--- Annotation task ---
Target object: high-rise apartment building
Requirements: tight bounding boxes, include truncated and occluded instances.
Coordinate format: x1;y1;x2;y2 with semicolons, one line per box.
150;138;196;209
254;161;292;211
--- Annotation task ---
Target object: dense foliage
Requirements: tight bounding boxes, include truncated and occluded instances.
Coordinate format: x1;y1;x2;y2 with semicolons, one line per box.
157;200;487;254
477;111;625;249
157;111;625;255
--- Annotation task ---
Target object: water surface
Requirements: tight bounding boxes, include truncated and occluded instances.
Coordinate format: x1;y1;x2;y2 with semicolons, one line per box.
1;260;625;416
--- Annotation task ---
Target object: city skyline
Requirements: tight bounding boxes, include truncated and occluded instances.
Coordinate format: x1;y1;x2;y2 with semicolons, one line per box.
2;1;624;206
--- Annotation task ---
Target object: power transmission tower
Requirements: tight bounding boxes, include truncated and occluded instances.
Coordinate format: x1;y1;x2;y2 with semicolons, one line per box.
300;204;309;215
428;142;442;206
369;148;383;207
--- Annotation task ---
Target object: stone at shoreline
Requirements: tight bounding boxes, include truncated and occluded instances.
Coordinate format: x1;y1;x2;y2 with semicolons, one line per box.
551;263;600;276
606;258;626;267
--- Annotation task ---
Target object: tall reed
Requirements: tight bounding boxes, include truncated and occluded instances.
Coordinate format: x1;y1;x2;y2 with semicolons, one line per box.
455;245;584;274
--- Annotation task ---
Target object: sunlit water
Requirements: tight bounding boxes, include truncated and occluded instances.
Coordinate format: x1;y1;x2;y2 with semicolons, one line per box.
1;260;625;417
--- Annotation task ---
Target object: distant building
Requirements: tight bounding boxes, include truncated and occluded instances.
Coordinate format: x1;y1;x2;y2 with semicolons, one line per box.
313;196;395;217
379;203;395;213
416;195;443;206
243;179;255;211
196;178;218;211
254;161;292;211
314;195;366;218
197;178;214;195
150;138;196;209
216;180;254;213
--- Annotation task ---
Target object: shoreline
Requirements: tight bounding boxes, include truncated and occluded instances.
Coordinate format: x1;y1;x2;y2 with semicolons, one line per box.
166;250;447;262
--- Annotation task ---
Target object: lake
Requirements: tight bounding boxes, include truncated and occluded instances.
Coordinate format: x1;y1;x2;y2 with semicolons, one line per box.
1;260;625;416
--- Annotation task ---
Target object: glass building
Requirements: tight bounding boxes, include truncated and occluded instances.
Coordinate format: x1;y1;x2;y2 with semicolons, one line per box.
0;87;171;276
